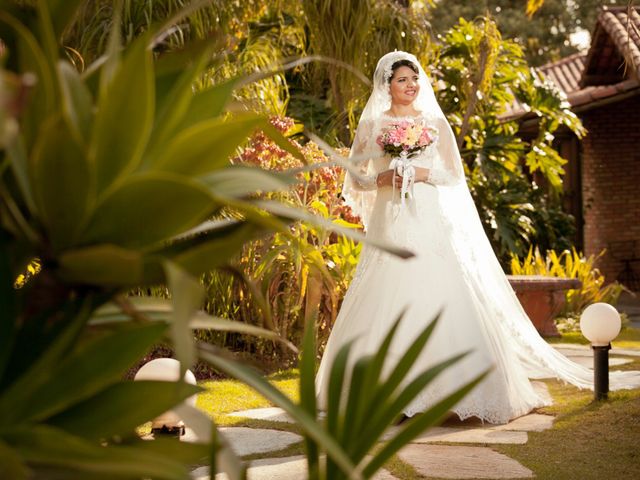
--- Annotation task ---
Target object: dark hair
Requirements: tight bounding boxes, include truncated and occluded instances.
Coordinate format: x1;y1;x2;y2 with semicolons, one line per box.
387;59;419;83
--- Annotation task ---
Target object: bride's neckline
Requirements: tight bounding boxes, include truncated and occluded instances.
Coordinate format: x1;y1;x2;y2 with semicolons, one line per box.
381;110;424;120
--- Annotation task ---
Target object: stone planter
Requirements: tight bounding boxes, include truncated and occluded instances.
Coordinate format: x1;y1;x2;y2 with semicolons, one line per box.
507;275;582;337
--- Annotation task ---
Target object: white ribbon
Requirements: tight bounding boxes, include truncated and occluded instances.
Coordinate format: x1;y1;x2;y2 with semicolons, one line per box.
389;150;416;208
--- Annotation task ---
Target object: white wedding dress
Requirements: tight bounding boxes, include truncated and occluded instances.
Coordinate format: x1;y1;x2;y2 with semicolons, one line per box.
315;52;640;424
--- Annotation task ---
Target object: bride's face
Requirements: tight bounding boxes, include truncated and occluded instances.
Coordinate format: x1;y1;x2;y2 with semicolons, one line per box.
389;66;420;106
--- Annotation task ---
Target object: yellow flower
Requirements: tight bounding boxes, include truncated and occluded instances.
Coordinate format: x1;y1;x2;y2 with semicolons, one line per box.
405;125;419;145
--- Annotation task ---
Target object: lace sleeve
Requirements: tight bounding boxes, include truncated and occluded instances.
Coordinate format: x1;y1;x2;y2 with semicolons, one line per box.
341;120;379;229
346;120;377;190
427;116;464;186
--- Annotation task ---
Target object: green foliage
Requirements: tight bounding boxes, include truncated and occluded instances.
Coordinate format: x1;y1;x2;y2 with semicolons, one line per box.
428;0;626;66
510;247;627;318
64;2;589;270
298;312;488;479
436;16;583;261
198;120;362;361
65;0;303;116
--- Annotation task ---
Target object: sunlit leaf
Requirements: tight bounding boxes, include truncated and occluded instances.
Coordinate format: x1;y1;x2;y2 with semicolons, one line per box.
2;323;166;424
198;165;295;198
57;60;93;143
80;173;215;248
0;439;29;480
30;116;90;251
152;115;265;175
148;41;218;158
198;344;359;478
164;261;203;375
5;425;195;480
91;34;154;191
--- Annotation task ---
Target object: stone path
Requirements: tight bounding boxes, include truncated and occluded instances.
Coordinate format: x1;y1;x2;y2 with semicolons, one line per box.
217;427;302;456
227;407;296;424
189;384;553;480
188;344;638;479
196;456;397;480
398;445;534;479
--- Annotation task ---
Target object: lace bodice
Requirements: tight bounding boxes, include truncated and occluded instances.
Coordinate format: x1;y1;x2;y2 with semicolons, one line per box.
341;113;464;230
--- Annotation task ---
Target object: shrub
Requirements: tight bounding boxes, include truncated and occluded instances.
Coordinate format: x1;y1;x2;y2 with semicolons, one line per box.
195;117;362;365
510;247;628;322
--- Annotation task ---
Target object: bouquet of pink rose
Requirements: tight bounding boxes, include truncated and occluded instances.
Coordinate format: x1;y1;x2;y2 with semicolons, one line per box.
376;120;439;207
376;120;438;158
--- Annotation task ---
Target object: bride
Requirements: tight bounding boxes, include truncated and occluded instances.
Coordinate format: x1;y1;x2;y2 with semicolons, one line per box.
315;51;640;424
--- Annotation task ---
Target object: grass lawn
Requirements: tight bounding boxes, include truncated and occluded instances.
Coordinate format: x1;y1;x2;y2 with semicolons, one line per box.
194;332;640;479
196;369;300;426
495;375;640;479
547;325;640;348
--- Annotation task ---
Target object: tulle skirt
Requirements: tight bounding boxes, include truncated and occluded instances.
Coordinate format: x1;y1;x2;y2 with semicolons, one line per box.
316;183;549;424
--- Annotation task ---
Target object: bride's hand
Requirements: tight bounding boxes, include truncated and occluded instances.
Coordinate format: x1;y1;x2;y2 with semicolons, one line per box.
376;170;404;188
377;167;431;187
414;167;430;183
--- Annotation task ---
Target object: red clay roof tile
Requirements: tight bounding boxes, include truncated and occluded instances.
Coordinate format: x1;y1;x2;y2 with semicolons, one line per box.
507;6;640;119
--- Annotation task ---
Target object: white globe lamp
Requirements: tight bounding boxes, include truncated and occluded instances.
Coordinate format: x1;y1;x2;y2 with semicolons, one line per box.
134;358;197;435
579;303;621;347
579;303;622;400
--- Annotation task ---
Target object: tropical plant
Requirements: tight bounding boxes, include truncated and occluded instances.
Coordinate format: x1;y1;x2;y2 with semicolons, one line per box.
187;309;489;480
1;1;418;477
434;16;585;261
196;118;362;362
509;247;628;318
427;0;623;66
296;311;488;479
65;0;304;116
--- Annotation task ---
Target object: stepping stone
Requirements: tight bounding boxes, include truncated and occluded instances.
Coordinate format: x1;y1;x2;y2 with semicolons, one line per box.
397;444;534;479
218;427;302;456
203;455;397;480
491;413;554;432
227;407;294;424
554;352;632;368
411;426;528;445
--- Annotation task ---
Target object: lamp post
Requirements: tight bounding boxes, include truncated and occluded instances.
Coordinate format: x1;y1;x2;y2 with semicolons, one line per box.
579;303;622;401
134;358;197;436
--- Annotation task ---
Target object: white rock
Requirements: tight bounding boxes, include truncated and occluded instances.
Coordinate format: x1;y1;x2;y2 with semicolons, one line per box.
200;455;397;480
218;427;302;456
227;407;295;424
411;426;528;445
491;413;554;432
398;444;534;479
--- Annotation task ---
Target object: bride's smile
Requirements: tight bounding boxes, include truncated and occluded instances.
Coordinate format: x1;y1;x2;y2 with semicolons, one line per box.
389;65;421;106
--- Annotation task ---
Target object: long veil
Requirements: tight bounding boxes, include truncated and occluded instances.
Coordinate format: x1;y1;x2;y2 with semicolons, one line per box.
343;51;640;391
